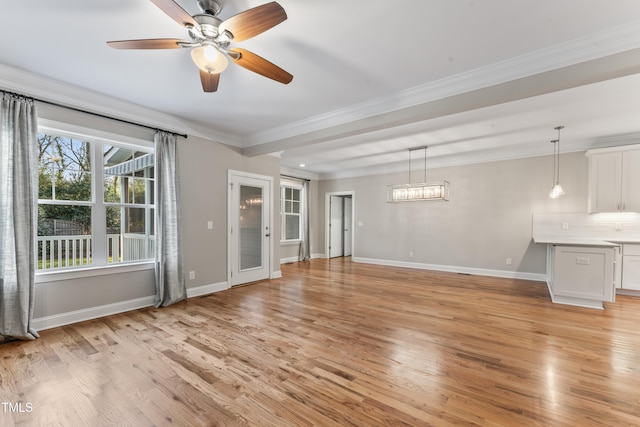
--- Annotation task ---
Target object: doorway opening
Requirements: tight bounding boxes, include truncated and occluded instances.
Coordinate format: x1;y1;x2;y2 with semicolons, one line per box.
325;191;354;259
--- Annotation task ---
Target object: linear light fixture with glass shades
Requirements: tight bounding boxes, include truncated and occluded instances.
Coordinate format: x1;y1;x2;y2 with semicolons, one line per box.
387;146;449;203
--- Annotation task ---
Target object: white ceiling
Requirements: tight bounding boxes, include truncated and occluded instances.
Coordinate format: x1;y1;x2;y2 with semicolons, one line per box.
2;1;640;179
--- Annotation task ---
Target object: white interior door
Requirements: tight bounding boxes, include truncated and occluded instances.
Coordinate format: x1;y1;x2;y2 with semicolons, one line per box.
229;171;272;286
329;195;344;258
343;197;352;257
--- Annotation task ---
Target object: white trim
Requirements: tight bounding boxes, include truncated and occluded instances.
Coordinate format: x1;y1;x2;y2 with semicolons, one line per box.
186;281;229;298
32;296;156;331
616;288;640;297
272;270;282;279
280;256;299;264
35;259;155;283
325;191;356;260
244;20;640;147
39;119;153;149
352;257;546;282
548;294;604;310
312;253;326;259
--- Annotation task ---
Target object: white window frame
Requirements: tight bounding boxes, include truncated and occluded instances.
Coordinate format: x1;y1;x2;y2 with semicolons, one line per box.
35;120;155;279
280;179;303;243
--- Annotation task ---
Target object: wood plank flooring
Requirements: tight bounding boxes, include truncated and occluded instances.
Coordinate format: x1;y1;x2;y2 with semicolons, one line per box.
2;257;640;426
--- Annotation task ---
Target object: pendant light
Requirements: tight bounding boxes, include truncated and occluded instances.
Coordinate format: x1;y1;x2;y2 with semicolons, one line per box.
387;146;449;202
549;125;565;199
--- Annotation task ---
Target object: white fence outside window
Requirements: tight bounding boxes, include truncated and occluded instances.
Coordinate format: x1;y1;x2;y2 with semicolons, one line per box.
37;234;155;270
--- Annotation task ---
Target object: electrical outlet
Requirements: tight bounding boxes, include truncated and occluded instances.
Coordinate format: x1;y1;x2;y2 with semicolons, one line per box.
207;221;213;229
409;251;414;258
189;271;195;280
562;222;569;230
506;258;512;265
615;223;623;231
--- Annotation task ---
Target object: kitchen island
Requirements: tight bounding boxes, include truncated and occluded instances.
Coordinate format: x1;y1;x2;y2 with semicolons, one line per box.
531;212;640;309
533;236;619;309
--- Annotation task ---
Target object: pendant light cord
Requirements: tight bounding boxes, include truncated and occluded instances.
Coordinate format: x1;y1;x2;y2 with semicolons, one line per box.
407;145;429;184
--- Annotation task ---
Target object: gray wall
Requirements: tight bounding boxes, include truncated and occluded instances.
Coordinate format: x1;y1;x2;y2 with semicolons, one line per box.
33;104;281;322
179;135;281;286
317;152;588;276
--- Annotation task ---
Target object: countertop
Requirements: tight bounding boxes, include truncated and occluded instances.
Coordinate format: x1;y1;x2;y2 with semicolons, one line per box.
532;237;620;246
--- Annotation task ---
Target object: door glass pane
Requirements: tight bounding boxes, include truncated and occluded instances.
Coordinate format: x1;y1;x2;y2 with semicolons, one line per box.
240;185;263;270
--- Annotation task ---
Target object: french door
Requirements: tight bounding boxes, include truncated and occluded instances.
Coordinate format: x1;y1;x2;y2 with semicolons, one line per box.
228;171;273;286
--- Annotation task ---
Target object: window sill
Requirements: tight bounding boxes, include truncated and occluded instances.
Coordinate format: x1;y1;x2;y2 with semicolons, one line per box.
280;240;301;245
35;261;155;284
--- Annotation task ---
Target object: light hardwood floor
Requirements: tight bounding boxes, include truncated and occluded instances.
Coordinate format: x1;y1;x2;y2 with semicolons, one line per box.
2;258;640;426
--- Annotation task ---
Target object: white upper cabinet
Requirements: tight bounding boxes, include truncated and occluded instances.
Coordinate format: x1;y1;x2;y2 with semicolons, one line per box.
587;146;640;213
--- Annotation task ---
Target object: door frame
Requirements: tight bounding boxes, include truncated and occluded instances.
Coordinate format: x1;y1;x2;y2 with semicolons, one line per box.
227;170;275;286
324;191;355;259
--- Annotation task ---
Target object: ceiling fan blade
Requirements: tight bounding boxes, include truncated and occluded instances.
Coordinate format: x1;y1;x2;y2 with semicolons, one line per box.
200;70;220;92
229;48;292;84
219;2;287;42
150;0;198;28
107;38;184;49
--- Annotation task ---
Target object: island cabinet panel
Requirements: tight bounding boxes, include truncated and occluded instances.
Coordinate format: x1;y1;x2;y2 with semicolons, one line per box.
553;245;615;302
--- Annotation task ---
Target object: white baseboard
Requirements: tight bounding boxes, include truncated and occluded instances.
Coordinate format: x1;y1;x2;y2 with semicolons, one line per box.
272;270;283;279
281;254;325;264
32;296;156;331
352;257;546;282
549;294;604;309
187;281;229;298
33;281;230;331
616;288;640;297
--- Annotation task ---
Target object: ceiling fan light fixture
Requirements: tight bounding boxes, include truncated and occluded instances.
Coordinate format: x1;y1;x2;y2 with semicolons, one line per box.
191;44;228;73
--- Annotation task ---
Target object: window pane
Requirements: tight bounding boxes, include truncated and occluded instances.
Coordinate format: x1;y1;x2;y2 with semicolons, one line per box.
292;200;300;214
285;214;300;240
37;204;92;270
106;206;155;263
292;188;301;201
285;187;293;200
37;134;91;202
285;201;292;213
103;146;154;205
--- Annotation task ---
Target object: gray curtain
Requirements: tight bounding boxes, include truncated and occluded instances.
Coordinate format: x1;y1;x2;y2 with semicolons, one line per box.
299;180;311;261
154;131;186;307
0;93;39;341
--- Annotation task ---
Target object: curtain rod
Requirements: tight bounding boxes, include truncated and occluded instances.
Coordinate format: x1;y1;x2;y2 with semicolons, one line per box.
280;174;310;182
1;89;188;139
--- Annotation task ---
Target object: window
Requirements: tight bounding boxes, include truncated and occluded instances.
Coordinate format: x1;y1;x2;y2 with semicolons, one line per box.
37;130;154;271
281;184;302;241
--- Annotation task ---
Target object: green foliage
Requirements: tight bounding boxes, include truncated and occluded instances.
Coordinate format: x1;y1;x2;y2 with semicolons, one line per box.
37;133;94;235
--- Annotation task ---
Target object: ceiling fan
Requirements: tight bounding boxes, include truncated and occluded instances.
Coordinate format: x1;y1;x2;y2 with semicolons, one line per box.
107;0;293;92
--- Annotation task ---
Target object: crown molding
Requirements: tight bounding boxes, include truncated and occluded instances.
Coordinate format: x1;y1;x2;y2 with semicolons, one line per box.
0;63;241;146
244;19;640;148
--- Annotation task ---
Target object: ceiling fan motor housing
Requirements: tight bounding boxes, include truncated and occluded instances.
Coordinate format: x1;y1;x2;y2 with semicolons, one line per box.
197;0;222;16
193;14;224;38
